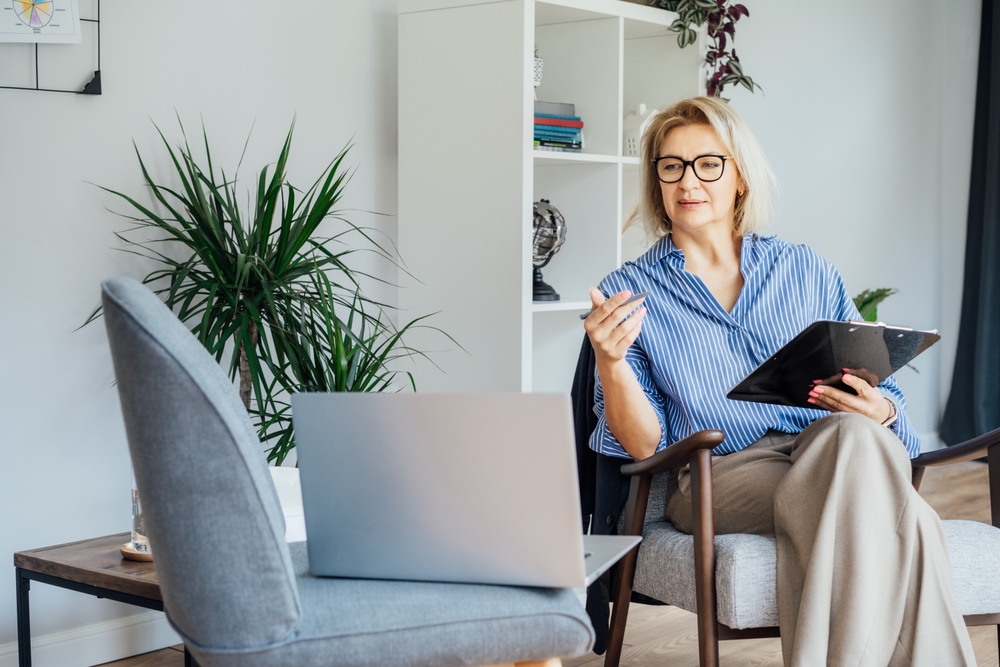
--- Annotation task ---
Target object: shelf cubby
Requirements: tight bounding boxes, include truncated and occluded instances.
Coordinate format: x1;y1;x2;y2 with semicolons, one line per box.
534;16;620;156
398;0;702;393
533;310;590;393
534;161;620;306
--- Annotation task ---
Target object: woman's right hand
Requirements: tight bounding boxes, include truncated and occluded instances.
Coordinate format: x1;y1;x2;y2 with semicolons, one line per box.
584;287;660;460
583;287;647;365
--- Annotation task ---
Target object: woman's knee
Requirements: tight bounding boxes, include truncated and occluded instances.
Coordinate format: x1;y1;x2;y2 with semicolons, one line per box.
798;411;908;463
822;411;878;429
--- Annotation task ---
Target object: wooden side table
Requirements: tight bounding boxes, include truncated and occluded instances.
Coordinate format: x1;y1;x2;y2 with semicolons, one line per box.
14;533;197;667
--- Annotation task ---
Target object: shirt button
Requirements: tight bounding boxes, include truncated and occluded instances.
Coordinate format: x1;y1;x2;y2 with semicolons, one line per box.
606;515;614;526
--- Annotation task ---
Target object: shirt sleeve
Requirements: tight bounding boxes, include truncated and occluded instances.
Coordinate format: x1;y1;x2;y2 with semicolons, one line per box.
587;278;669;460
825;264;921;458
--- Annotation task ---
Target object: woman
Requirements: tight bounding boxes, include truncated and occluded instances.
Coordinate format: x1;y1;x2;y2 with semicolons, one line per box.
583;97;974;667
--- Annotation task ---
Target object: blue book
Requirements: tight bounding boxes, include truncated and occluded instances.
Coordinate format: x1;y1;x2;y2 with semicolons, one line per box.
534;128;581;138
535;125;580;134
535;113;583;121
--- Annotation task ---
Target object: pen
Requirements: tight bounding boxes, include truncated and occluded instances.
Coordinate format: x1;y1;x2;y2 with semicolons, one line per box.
579;291;651;320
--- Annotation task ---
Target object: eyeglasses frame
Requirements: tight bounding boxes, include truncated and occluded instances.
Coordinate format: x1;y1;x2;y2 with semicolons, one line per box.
652;154;734;184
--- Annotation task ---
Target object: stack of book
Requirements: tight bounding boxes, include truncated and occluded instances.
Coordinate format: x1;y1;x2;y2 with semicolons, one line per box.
534;101;583;153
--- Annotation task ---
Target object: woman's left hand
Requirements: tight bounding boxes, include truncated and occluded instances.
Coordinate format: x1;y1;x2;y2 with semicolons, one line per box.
807;369;892;425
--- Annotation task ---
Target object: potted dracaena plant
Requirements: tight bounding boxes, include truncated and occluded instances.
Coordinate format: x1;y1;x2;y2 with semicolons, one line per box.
89;117;449;465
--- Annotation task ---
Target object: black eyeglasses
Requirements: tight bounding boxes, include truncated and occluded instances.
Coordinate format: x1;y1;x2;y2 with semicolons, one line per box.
653;154;733;184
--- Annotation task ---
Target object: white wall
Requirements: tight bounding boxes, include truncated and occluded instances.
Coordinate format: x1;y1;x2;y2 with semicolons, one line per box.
0;0;983;664
723;0;979;449
0;2;398;665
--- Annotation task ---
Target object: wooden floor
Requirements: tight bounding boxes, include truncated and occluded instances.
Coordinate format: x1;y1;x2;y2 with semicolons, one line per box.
99;644;185;667
99;462;996;667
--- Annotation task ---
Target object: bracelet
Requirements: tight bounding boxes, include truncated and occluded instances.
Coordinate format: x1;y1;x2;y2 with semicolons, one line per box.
880;397;899;428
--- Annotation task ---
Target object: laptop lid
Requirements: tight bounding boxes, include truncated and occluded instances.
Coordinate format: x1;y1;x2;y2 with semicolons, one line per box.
292;392;589;588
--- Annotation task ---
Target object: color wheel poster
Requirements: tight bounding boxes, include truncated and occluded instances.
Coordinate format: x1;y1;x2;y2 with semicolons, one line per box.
0;0;81;43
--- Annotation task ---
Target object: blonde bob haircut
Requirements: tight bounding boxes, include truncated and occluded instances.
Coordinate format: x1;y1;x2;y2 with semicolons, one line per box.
632;96;777;239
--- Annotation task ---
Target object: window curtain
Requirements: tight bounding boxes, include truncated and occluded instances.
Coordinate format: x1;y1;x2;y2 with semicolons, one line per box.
940;0;1000;444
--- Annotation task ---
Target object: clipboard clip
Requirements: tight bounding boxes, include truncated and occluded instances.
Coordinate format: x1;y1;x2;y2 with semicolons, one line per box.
845;320;939;335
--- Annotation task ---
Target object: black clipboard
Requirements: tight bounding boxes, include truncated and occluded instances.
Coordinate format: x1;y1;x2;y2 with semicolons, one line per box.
726;320;940;409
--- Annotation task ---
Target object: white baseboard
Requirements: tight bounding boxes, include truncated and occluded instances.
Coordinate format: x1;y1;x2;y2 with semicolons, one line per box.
0;610;180;667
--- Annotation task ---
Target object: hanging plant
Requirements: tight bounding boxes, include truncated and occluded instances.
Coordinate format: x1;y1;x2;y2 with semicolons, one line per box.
642;0;759;98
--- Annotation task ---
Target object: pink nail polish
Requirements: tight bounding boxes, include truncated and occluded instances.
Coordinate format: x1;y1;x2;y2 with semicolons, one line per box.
807;398;816;404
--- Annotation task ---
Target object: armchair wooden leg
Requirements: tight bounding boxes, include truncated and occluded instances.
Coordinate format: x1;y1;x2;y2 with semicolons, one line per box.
691;448;719;667
605;474;652;667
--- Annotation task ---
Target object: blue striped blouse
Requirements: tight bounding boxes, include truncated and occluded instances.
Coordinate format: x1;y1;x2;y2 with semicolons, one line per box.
590;233;919;460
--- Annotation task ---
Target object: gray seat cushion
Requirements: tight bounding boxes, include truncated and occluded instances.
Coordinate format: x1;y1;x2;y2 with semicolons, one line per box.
632;517;1000;629
632;521;779;629
943;520;1000;615
185;542;595;667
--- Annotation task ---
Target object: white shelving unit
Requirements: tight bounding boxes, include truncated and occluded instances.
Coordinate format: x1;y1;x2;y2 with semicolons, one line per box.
398;0;703;393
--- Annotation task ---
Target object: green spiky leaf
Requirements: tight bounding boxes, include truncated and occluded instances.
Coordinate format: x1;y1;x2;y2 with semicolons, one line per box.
89;118;456;464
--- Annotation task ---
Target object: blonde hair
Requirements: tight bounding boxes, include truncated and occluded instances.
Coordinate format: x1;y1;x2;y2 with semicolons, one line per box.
630;96;777;239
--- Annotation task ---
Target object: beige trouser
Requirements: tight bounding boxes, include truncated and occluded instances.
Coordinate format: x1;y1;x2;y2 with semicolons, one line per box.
664;412;976;667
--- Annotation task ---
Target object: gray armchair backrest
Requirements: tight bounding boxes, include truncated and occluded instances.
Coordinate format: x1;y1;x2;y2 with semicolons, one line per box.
101;277;301;650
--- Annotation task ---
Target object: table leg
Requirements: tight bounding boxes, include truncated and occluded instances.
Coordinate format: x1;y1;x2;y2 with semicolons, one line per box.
16;568;31;667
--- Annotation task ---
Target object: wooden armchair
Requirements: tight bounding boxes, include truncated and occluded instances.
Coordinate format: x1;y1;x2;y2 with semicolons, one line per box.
604;426;1000;667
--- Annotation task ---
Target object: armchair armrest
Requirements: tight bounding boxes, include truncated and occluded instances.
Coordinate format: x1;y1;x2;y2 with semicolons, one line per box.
911;426;1000;468
909;426;1000;529
616;429;724;537
620;430;726;478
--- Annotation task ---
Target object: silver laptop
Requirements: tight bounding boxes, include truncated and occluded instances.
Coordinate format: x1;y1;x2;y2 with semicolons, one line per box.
292;392;640;588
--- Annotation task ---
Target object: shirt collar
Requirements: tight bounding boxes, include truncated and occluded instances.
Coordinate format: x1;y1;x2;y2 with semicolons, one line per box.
740;232;777;278
642;234;686;268
643;232;773;273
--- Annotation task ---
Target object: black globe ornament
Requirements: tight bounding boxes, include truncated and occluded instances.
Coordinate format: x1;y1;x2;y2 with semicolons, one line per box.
532;199;566;301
